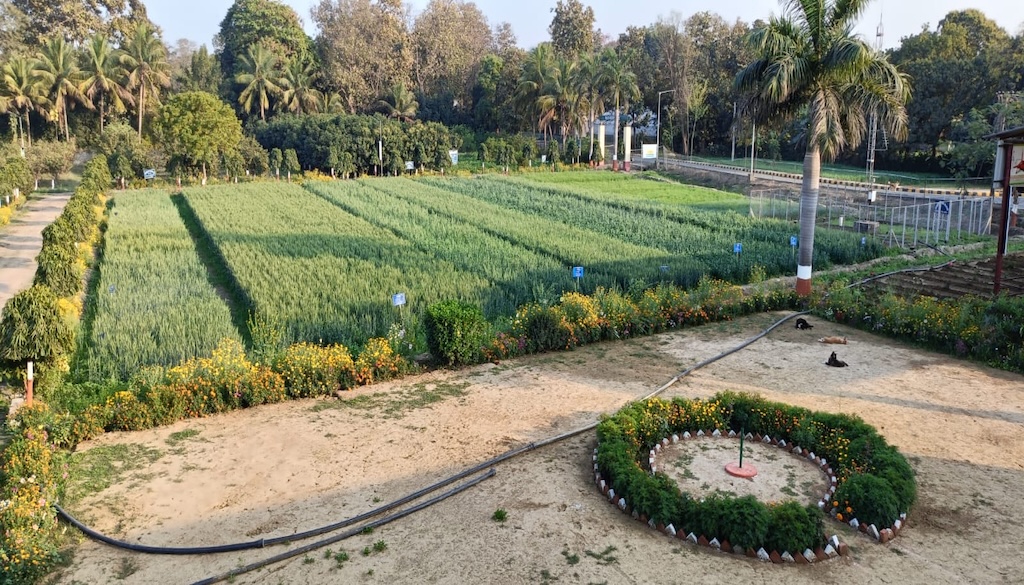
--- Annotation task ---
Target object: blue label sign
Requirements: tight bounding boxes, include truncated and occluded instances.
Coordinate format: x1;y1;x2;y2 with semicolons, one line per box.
861;236;867;246
572;266;584;278
790;235;798;247
733;243;743;254
143;169;156;180
660;265;669;273
391;293;406;307
935;201;950;215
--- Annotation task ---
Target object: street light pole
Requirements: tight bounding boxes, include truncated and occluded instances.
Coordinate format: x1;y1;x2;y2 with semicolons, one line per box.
656;89;674;171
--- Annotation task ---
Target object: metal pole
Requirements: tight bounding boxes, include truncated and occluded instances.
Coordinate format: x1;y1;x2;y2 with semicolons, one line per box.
731;102;737;161
749;122;756;175
657;92;662;171
995;142;1013;294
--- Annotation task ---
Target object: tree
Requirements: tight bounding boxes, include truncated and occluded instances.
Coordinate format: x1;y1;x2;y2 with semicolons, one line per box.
377;82;418;122
411;0;492;111
239;134;269;176
279;57;322;114
37;36;88;141
10;0;151;47
515;43;557;141
735;0;909;295
312;0;412;113
0;55;46;150
120;22;171;139
156;91;243;182
0;285;75;365
269;147;282;178
78;34;131;134
217;0;312;91
173;43;222;94
283;147;299;181
235;43;282;121
575;50;605;160
548;0;595;60
601;48;639;167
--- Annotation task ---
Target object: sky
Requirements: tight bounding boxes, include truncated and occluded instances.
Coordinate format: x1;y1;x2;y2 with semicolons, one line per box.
151;0;1022;52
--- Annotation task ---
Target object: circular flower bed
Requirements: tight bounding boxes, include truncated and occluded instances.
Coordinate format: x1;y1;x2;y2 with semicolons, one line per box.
594;392;915;560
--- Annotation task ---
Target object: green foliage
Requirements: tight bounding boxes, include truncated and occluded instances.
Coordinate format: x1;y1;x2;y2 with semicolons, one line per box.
77;190;241;382
834;473;901;529
764;502;825;555
0;145;33;196
424;300;489;366
157;91;243;179
33;238;82;297
283;148;300;176
269;148;282;176
0;285;75;362
718;495;771;550
79;155;112;196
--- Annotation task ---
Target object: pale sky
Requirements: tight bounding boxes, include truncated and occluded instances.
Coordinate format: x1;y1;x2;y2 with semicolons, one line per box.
150;0;1021;52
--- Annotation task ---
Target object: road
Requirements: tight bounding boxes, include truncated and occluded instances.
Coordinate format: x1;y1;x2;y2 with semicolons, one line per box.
0;191;71;315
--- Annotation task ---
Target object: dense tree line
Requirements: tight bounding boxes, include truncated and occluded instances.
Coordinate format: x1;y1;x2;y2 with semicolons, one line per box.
1;0;1022;182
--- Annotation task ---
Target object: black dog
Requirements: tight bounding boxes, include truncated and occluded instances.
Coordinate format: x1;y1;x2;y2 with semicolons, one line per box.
825;351;848;367
795;317;814;330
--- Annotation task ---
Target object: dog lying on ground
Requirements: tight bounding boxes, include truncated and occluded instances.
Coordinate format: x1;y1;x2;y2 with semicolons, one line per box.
825;351;848;367
818;336;847;344
795;317;813;330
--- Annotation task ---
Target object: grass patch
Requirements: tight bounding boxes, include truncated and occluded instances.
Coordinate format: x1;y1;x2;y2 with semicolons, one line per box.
165;428;202;446
311;381;470;418
584;545;618;565
68;443;163;503
113;557;139;579
492;508;508;522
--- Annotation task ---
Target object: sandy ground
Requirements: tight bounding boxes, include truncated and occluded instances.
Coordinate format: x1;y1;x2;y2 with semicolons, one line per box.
0;191;71;313
53;313;1024;585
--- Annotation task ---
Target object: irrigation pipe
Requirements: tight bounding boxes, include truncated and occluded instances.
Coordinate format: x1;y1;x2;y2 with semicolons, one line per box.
191;469;496;585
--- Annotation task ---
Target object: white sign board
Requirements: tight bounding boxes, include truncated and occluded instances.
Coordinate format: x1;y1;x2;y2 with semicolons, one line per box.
391;292;406;307
641;144;658;160
143;168;156;180
1011;144;1024;186
405;161;415;171
448;150;459;165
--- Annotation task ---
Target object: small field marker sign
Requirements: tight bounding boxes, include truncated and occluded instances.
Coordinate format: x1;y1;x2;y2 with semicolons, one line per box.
143;169;156;180
733;242;742;256
861;236;867;247
572;266;584;290
660;265;669;273
391;292;406;307
790;235;797;248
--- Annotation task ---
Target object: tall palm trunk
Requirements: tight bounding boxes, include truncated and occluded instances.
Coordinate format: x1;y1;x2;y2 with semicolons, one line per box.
99;95;105;133
137;84;145;138
612;96;620;168
796;143;821;296
23;109;31;148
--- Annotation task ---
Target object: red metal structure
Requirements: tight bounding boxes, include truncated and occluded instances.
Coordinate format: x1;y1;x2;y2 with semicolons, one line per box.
985;125;1024;295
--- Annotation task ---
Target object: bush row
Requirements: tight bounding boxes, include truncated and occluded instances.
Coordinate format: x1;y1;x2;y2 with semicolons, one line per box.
426;278;800;367
814;282;1024;373
595;392;916;555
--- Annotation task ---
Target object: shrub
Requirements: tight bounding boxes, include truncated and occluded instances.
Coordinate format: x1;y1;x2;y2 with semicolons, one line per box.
274;342;355;398
512;303;570;353
354;338;404;385
34;241;83;298
764;502;825;554
555;292;602;345
424;300;489;366
0;285;76;363
834;472;901;528
105;390;153;431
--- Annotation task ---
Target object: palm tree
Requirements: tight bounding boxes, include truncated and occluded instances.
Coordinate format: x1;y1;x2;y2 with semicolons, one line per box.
574;51;605;161
321;91;346;114
538;57;583;147
600;48;639;169
377;82;418;122
735;0;909;295
120;22;171;138
37;37;89;141
515;44;556;143
279;58;322;115
1;56;46;150
235;44;282;121
79;35;132;134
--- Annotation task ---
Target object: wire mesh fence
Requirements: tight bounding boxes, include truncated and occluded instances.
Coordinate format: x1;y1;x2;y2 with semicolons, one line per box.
749;188;994;248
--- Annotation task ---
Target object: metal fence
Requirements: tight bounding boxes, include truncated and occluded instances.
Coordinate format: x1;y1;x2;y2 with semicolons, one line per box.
749;189;994;248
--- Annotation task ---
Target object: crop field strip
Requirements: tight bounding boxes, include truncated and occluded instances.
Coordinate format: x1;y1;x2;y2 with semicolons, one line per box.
358;178;681;286
182;183;490;347
304;181;571;316
79;190;241;381
487;174;883;270
515;171;749;210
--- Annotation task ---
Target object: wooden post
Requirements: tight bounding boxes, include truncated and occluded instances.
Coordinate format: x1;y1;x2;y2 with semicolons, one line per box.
25;360;33;405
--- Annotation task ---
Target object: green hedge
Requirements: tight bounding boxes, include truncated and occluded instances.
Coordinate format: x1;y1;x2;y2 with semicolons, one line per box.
596;392;915;553
424;300;489;367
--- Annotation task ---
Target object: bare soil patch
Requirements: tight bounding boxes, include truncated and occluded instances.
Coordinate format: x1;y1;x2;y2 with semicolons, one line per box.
656;439;828;505
54;312;1024;585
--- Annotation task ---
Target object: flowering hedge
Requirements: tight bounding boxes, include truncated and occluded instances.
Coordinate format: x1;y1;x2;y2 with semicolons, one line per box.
596;392;915;553
814;283;1024;373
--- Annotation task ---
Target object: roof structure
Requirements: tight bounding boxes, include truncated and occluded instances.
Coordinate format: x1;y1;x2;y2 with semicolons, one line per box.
985;125;1024;144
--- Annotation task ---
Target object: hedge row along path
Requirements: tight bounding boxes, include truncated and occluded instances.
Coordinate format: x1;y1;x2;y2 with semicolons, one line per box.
0;191;71;314
56;313;1023;584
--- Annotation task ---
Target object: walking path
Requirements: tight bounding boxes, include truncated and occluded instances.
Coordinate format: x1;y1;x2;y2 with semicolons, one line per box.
0;191;72;315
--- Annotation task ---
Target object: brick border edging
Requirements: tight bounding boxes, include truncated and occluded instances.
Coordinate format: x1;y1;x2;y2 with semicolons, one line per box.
592;429;910;564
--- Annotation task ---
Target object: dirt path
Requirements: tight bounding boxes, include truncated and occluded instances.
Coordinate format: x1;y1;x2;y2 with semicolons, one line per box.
0;191;71;314
55;313;1024;585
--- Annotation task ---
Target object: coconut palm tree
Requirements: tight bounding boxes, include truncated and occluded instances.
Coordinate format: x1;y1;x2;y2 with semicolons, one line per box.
600;48;639;169
574;51;605;161
120;22;171;138
538;57;583;147
235;44;282;121
377;82;418;122
1;56;47;150
37;36;89;141
279;58;322;115
79;34;132;134
515;43;556;143
735;0;909;295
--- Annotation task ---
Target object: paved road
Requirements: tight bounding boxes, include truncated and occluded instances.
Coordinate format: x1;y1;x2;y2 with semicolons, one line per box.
0;192;72;315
